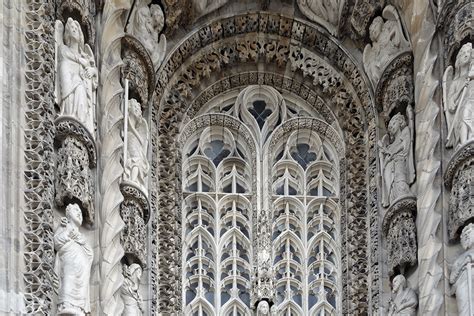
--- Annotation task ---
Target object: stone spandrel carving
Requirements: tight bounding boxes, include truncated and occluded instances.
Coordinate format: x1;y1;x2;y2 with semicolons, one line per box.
53;203;93;315
55;18;98;135
127;0;166;69
121;264;144;316
379;107;415;208
363;6;410;86
443;42;474;150
296;0;343;35
450;223;474;316
387;275;417;316
124;99;150;192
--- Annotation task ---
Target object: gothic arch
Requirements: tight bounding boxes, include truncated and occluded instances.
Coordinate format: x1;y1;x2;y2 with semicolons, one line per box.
152;12;380;315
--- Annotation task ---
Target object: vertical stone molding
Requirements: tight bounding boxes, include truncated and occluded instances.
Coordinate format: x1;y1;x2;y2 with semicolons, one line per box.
382;197;417;276
97;1;131;314
54;118;97;226
22;0;57;313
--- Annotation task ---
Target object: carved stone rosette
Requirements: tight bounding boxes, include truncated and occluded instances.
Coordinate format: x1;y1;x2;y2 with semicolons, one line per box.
382;196;417;276
54;117;97;226
444;141;474;240
119;182;150;267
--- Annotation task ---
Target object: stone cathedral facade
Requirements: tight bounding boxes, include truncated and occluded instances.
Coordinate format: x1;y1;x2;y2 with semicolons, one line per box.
0;0;473;315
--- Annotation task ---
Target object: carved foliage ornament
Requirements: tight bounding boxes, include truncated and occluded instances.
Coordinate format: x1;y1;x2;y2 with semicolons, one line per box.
296;0;344;36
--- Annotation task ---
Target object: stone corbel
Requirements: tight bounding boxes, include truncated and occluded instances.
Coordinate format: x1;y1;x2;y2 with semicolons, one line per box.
120;182;150;267
56;0;96;46
54;117;97;226
382;196;417;276
444;141;474;241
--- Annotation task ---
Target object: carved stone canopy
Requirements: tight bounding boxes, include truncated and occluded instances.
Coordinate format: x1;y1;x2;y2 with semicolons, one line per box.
122;35;156;107
382;196;417;276
444;141;474;240
54;117;97;226
120;182;150;267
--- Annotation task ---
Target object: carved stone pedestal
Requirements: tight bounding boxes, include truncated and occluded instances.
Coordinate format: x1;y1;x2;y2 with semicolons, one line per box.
383;196;417;276
54;117;96;226
120;182;150;266
444;141;474;241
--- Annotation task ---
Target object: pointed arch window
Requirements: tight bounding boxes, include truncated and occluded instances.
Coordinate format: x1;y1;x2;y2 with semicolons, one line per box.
180;86;343;315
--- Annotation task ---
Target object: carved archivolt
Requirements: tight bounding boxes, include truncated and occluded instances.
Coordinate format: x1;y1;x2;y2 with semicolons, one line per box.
153;12;379;315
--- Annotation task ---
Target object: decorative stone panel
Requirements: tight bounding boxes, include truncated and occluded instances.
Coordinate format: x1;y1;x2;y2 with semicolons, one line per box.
120;183;150;267
54;117;96;226
445;141;474;240
382;196;417;276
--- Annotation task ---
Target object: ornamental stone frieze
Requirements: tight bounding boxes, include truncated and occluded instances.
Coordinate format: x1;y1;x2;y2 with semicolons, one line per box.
382;197;417;276
54;117;97;226
120;182;150;267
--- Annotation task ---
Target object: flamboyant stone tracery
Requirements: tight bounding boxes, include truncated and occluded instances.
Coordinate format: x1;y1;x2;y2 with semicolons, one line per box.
2;0;473;315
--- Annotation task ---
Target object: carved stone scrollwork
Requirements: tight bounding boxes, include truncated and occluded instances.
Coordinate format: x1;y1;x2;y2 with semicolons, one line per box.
382;197;417;276
54;117;97;226
444;141;474;240
122;36;156;106
56;0;96;46
120;183;150;267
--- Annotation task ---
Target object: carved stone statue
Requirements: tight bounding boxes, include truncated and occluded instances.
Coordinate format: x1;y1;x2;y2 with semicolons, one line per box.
296;0;342;34
55;18;98;134
450;223;474;316
192;0;229;19
379;107;415;207
127;0;166;68
363;6;410;86
257;300;270;315
121;263;144;316
387;274;418;315
443;42;474;149
54;203;93;315
124;99;150;191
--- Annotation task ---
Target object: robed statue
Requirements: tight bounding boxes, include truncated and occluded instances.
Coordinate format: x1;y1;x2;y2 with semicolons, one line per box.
387;274;418;315
450;223;474;316
443;42;474;149
121;263;144;316
54;203;93;315
55;18;98;134
379;106;415;208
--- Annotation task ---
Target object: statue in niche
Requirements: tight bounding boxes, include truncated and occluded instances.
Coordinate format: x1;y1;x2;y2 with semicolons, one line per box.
121;263;144;316
54;203;93;315
450;223;474;316
387;274;418;315
363;6;410;86
124;99;149;191
127;0;166;69
443;42;474;149
55;18;98;134
378;106;415;208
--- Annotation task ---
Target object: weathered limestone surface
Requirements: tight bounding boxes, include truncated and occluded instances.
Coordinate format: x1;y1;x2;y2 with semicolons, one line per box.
2;0;473;315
